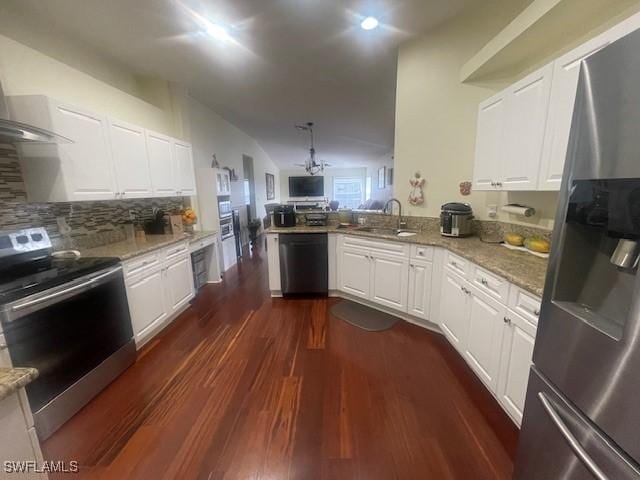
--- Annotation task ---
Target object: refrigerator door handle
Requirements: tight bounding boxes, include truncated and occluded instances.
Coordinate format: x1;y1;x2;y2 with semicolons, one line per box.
538;392;609;480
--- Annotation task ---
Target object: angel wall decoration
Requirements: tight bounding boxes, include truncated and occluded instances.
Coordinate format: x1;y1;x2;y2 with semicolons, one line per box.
409;172;426;206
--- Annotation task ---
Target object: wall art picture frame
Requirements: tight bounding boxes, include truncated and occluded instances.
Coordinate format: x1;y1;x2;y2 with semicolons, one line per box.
265;173;275;200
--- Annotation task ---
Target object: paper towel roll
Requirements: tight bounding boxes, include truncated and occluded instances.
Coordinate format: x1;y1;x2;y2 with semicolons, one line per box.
501;204;536;217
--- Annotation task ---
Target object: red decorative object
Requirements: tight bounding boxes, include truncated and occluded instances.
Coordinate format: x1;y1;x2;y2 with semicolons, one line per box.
459;181;472;196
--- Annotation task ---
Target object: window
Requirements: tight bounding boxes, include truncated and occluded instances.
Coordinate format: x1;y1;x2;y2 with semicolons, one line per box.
333;177;364;209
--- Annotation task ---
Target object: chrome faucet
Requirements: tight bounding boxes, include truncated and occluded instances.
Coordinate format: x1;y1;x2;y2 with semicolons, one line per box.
384;198;407;230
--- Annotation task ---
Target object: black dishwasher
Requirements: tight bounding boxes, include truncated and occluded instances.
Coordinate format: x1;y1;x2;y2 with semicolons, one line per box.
279;233;328;295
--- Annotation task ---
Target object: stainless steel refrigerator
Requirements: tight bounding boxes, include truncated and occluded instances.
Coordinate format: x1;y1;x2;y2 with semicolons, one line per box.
514;29;640;479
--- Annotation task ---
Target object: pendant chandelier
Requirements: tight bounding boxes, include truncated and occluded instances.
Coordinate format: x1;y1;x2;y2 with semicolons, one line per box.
295;122;324;176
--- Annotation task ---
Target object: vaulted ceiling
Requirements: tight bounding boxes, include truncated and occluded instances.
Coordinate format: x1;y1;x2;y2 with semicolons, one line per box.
0;0;471;167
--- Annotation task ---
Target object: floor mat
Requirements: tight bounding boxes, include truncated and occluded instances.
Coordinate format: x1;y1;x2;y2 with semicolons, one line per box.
331;300;401;332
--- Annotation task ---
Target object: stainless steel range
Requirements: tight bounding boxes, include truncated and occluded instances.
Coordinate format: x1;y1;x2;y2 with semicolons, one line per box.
515;28;640;480
0;228;135;440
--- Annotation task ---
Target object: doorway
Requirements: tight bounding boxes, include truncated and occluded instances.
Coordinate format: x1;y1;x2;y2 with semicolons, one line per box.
242;155;257;246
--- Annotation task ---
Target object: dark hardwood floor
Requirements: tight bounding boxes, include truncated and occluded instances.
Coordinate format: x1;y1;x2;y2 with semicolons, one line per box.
43;242;518;479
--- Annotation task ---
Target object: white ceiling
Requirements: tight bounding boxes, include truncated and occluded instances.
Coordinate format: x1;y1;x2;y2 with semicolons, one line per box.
0;0;470;168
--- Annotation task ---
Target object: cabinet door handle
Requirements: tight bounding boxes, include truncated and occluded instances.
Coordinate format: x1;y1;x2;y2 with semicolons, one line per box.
503;317;511;325
451;261;457;267
481;278;488;286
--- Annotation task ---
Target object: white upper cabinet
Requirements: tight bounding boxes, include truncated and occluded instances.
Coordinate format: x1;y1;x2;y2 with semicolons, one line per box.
146;130;177;197
10;96;118;202
473;93;506;191
473;13;640;192
108;119;153;199
538;35;611;190
8;95;195;202
215;169;231;196
472;66;553;192
174;141;197;196
501;65;553;191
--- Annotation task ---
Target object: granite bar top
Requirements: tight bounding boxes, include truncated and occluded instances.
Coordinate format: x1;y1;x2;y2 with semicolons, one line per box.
78;230;218;261
0;368;38;402
267;225;547;297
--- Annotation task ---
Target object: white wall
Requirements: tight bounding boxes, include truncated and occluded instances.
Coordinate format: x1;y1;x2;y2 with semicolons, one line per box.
186;95;280;224
0;34;175;136
279;168;366;204
365;152;394;204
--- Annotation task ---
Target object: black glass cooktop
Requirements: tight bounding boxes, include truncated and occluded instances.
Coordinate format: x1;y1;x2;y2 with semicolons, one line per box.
0;256;120;305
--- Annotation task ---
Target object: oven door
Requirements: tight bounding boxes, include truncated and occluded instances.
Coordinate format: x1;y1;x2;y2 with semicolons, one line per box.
1;266;133;416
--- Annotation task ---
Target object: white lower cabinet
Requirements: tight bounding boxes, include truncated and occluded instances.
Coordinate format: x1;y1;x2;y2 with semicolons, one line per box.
497;309;537;425
165;254;195;313
124;243;194;347
370;252;409;311
126;266;168;344
266;234;281;293
0;392;46;479
464;286;506;392
438;260;539;426
439;268;471;353
407;259;433;320
338;246;372;299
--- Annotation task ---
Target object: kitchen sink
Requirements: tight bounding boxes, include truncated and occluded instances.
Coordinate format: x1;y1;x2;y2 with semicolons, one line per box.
354;226;419;237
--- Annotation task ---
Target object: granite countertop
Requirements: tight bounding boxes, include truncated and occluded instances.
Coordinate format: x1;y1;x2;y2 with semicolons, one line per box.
267;225;548;297
79;230;218;261
0;368;38;402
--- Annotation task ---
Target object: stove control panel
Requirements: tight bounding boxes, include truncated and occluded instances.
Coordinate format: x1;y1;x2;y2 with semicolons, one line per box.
0;228;52;257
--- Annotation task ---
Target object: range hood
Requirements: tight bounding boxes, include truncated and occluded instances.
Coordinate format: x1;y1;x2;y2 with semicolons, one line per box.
0;81;72;144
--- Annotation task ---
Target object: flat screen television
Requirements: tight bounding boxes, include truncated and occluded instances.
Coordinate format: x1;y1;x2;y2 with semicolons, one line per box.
289;176;324;197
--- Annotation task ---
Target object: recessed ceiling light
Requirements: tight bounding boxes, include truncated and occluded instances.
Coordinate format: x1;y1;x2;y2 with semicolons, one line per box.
360;16;379;30
206;22;232;42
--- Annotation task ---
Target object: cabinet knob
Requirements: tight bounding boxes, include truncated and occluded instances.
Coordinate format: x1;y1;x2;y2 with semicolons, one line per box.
503;317;512;325
481;278;488;285
534;309;540;316
496;182;503;187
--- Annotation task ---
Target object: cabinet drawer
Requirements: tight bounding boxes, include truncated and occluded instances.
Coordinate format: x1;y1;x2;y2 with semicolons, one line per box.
342;235;409;256
471;266;509;303
445;251;468;278
410;244;434;261
189;235;216;253
508;286;542;325
123;251;161;278
164;241;189;261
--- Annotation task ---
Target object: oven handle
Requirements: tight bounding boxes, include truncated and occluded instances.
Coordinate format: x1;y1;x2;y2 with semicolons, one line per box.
5;266;123;322
538;392;609;480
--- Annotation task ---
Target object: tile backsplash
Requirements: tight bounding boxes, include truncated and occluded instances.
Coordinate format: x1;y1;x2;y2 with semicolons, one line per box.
0;143;185;247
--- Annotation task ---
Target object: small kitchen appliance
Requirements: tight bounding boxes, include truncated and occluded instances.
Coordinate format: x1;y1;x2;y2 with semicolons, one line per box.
305;212;328;227
273;205;296;228
440;203;473;237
